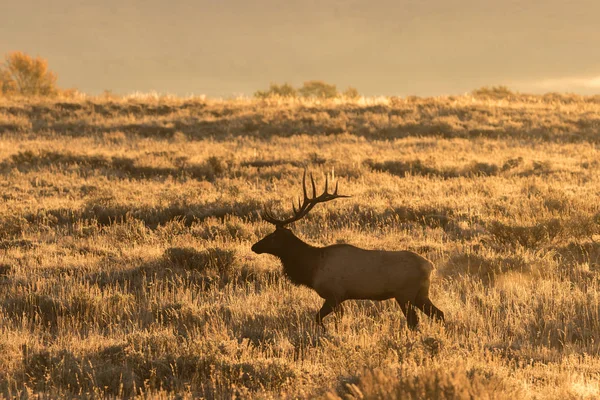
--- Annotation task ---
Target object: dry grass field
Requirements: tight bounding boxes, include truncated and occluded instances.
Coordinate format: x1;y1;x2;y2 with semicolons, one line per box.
1;93;600;398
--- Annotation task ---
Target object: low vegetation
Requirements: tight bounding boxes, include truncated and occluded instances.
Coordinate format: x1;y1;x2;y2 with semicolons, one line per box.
255;80;357;99
0;93;599;398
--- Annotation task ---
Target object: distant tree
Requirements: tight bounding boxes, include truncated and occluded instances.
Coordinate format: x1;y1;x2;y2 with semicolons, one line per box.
0;69;16;95
254;83;297;98
298;80;338;99
0;51;58;96
342;86;360;99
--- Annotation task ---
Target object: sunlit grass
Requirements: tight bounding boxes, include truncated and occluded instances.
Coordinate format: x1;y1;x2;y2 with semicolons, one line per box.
0;94;599;398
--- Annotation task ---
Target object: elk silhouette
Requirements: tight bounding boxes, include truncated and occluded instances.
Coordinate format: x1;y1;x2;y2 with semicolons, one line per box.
251;172;444;330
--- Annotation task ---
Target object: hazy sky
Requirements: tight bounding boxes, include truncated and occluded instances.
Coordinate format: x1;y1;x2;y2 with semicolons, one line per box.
1;0;599;97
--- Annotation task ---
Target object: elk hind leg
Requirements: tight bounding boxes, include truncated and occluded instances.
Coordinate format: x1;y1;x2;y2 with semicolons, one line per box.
414;295;445;323
422;298;445;322
396;298;418;330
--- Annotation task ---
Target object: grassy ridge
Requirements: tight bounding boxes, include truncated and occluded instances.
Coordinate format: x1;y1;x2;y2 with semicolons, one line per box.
1;93;600;142
0;95;599;398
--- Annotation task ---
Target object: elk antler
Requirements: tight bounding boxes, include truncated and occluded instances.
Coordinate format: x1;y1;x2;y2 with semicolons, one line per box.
262;171;349;227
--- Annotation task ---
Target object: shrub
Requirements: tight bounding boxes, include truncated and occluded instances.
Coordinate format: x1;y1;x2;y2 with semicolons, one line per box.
471;85;515;100
342;86;360;99
0;51;59;96
254;83;297;98
164;246;238;286
298;80;338;99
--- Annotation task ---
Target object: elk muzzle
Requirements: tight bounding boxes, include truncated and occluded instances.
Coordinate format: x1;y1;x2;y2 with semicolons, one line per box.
251;242;264;254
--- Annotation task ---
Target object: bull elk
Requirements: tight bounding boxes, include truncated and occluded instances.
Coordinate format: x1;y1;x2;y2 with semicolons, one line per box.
251;172;445;330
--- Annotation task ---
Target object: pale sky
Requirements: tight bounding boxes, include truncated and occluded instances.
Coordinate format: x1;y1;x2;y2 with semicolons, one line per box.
1;0;599;97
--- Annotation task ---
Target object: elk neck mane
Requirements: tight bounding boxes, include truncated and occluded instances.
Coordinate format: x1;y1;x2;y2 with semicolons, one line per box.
273;232;321;288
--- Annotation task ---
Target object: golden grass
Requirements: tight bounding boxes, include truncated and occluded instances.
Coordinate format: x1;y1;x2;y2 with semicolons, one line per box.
0;94;599;398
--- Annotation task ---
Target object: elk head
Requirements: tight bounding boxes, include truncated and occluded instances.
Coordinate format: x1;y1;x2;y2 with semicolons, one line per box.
251;171;349;256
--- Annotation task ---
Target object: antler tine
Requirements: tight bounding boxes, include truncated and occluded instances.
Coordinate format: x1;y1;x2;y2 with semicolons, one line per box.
292;195;303;214
302;170;308;201
261;206;281;226
324;173;329;195
334;180;339;195
310;173;317;198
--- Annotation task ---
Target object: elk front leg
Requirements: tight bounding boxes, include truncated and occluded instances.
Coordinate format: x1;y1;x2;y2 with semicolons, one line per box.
316;300;335;327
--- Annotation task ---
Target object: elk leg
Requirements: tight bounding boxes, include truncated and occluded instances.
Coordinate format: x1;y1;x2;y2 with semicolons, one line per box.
397;299;418;330
415;298;445;323
316;300;335;326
